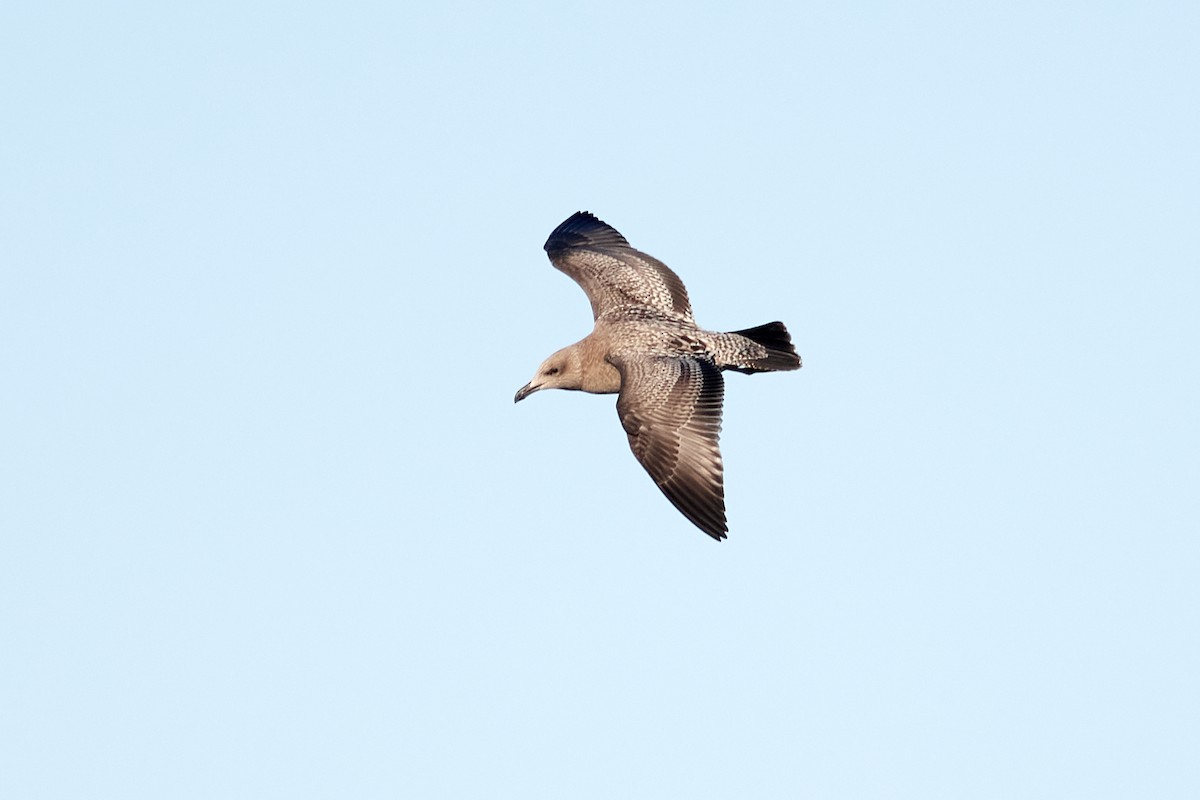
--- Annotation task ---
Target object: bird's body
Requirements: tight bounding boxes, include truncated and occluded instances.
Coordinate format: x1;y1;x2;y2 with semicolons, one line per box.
515;212;801;540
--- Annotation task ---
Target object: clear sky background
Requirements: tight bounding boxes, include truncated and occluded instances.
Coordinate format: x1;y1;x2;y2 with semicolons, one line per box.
2;2;1197;798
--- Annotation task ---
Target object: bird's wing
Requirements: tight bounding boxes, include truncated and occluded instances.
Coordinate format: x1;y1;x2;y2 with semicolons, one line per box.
611;352;726;540
544;212;694;322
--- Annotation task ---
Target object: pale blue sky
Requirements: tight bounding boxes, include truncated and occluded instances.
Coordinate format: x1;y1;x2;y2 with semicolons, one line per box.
2;2;1198;798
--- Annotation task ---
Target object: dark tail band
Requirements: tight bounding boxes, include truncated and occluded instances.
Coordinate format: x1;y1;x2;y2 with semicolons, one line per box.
728;321;802;373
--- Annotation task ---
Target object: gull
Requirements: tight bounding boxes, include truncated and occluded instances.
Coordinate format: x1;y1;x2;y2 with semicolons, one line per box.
515;212;801;540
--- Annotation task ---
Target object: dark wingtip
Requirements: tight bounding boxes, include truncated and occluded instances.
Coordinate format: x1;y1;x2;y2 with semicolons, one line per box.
699;517;729;541
658;483;728;542
544;211;630;254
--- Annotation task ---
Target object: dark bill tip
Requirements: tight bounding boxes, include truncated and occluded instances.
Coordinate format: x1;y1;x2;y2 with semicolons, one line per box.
513;382;535;403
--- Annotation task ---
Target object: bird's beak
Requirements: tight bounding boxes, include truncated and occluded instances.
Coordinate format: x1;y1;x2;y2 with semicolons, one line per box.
514;382;538;403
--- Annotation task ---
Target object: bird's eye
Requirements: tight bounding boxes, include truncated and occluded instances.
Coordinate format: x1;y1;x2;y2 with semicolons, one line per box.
546;367;560;376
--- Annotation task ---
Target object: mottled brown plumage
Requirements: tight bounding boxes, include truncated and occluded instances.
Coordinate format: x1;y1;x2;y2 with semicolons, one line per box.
515;212;802;540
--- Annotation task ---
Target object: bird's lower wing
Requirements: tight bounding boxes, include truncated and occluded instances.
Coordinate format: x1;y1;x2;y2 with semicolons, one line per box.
611;354;727;540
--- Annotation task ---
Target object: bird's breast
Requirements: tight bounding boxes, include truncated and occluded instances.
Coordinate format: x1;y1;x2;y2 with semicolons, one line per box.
580;358;622;394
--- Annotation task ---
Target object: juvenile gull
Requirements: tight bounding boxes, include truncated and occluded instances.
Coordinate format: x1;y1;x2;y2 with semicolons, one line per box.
514;211;802;541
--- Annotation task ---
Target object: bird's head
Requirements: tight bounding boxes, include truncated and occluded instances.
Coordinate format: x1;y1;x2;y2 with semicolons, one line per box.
514;345;584;402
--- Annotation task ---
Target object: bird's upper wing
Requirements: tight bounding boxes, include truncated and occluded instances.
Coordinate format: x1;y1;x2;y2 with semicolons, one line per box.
610;352;726;540
544;212;694;322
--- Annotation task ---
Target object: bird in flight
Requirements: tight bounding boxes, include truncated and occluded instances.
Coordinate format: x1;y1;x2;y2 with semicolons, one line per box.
515;212;801;540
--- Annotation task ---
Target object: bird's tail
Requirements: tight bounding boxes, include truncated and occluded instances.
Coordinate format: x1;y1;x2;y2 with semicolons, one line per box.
724;321;802;374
